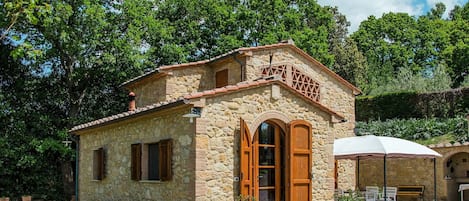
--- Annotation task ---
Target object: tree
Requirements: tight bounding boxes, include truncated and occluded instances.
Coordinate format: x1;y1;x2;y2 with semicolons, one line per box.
0;0;163;199
443;3;469;87
0;0;349;199
1;0;51;41
326;6;368;89
153;0;337;66
351;2;469;94
330;37;368;89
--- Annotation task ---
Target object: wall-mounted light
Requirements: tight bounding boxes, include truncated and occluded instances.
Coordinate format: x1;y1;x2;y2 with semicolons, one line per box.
332;119;348;124
62;138;72;147
182;107;202;123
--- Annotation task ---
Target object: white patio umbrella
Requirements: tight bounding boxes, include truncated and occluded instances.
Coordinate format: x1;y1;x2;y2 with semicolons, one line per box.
333;135;441;200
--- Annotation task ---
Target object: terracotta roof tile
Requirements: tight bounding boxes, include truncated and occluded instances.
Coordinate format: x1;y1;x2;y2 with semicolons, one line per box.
119;42;361;94
71;77;345;133
70;98;185;133
182;77;343;119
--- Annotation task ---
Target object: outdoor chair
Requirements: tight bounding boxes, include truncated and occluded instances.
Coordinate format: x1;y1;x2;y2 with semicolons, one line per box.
380;186;397;201
365;191;377;201
366;186;379;201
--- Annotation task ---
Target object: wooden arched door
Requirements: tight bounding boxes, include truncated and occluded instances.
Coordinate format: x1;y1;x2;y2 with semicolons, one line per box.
240;119;312;201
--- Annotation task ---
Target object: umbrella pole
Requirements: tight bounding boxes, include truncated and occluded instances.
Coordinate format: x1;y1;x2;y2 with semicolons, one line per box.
434;158;437;201
357;156;360;190
384;155;387;200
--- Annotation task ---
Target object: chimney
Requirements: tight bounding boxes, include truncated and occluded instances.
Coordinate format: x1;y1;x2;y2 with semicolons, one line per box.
128;92;136;111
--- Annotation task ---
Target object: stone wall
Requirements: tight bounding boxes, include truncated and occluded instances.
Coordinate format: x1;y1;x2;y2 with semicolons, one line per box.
165;65;213;101
77;106;196;201
358;145;469;201
128;65;214;107
245;47;357;192
129;75;167;108
192;83;356;201
211;57;243;86
245;47;356;116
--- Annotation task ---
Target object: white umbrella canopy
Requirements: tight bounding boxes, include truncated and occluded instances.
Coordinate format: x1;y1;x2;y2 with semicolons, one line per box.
334;135;441;159
333;135;442;200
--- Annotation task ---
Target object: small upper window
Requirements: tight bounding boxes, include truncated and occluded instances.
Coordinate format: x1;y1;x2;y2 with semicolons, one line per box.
131;139;172;181
93;147;105;180
215;69;228;88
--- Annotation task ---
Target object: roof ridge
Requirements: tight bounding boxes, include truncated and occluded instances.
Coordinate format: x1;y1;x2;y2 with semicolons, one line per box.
119;42;294;88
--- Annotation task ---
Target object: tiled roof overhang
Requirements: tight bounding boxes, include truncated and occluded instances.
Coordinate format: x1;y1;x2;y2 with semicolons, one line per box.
70;77;344;134
69;99;187;134
119;43;361;95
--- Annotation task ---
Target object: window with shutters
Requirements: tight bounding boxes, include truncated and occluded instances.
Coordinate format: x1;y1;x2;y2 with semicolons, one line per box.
93;147;105;180
215;69;228;88
131;139;172;181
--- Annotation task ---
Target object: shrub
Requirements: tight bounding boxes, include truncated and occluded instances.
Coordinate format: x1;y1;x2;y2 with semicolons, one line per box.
356;116;469;142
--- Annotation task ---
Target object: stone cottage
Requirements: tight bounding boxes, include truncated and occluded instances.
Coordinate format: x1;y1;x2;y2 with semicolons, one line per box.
70;41;360;201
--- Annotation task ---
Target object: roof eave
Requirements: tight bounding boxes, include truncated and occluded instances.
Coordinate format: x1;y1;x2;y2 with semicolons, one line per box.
184;79;345;120
70;99;187;134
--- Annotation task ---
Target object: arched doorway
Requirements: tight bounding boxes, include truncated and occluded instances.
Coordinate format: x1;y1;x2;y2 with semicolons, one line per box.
240;118;312;201
445;152;469;201
253;121;286;201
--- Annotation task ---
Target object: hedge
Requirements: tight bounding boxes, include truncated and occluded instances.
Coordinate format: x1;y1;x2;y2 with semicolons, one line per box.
356;87;469;121
355;116;469;143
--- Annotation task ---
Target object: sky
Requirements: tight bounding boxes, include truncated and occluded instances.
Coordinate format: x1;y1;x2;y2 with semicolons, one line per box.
317;0;469;34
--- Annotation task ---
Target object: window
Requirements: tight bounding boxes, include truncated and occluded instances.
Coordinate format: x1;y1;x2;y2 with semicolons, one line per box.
131;139;172;181
215;69;228;88
93;147;105;180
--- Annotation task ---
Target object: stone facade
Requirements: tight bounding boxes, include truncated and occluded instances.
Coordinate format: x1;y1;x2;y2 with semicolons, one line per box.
128;74;168;107
77;106;196;201
72;43;358;201
358;144;469;201
192;84;349;200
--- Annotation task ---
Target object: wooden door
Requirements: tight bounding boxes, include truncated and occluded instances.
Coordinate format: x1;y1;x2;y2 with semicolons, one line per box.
253;122;284;201
287;120;312;201
240;118;253;196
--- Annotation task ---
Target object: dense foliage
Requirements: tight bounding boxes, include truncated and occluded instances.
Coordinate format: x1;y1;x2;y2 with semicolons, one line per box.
0;0;356;199
356;87;469;121
356;116;468;143
352;3;469;94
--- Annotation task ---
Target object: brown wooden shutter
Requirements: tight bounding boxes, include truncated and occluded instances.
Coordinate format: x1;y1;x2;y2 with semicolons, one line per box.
240;118;253;197
159;139;172;181
216;69;228;88
93;147;105;180
131;143;142;180
287;120;312;201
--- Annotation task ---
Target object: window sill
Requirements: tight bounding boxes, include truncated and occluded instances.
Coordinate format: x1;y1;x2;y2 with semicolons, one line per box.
139;180;163;183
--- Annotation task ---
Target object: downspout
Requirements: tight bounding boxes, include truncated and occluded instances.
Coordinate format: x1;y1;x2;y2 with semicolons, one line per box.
72;134;80;201
233;53;245;82
434;158;437;201
77;137;80;201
